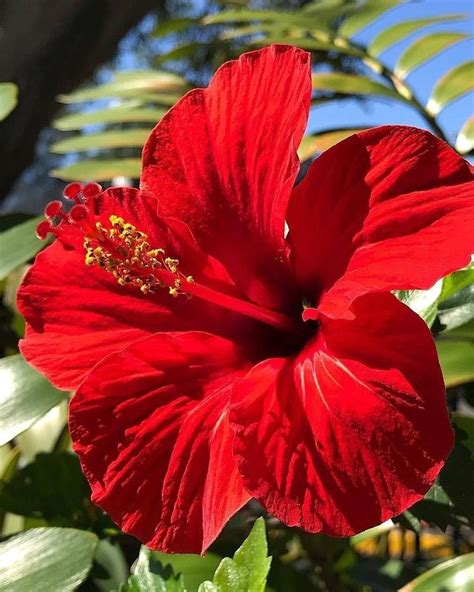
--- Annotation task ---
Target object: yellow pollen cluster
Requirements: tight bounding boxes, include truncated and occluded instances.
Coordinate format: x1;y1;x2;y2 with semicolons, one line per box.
84;215;194;297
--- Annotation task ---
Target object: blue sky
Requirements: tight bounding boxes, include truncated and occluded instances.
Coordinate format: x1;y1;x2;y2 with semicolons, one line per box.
308;0;473;144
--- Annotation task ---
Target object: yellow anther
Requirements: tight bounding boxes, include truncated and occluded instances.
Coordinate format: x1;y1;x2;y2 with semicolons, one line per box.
84;214;193;299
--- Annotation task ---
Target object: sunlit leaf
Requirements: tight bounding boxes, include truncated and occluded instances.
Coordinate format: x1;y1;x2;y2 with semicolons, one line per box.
339;0;401;38
396;280;443;327
0;216;43;280
439;283;474;330
153;552;221;592
250;35;363;57
51;129;150;154
427;61;474;115
456;116;474;154
152;17;196;38
0;82;18;121
57;72;187;103
0;528;98;592
51;158;142;181
368;15;465;57
298;127;367;160
0;355;66;446
53;106;165;131
312;72;400;100
198;518;271;592
436;320;474;387
395;32;467;79
400;553;474;592
203;9;291;26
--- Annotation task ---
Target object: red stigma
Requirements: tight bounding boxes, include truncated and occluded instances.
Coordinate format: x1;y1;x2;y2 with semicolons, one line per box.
44;200;64;219
82;182;103;200
63;182;83;201
36;220;53;240
69;204;90;223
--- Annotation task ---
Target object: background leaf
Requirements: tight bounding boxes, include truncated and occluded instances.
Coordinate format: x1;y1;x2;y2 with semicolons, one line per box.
0;527;98;592
400;553;474;591
427;61;474;115
0;217;44;281
0;82;18;121
0;355;66;446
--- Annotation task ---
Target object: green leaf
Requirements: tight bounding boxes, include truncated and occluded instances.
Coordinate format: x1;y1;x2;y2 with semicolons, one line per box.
0;527;98;592
153;552;221;592
395;32;467;79
51;129;151;154
298;127;367;160
368;15;465;57
53;105;165;131
58;72;187;103
0;216;44;280
456;116;474;154
312;72;400;100
339;0;401;38
198;518;271;592
249;35;364;57
427;61;474;115
152;17;196;37
203;9;292;26
400;553;474;592
0;452;91;528
119;547;185;592
437;335;474;387
0;355;66;445
51;158;142;182
0;82;18;121
438;284;474;330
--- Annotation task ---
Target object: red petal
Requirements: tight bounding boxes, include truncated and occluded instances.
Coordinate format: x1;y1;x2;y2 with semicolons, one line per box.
18;187;244;390
230;293;453;536
287;126;474;318
141;45;311;309
69;332;251;553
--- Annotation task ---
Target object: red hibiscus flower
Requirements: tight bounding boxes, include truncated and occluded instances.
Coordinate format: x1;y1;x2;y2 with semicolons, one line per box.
18;45;474;554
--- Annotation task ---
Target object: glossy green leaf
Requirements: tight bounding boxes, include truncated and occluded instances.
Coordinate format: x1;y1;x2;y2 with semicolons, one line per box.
298;127;367;160
395;32;467;79
400;553;474;592
0;355;66;445
0;527;98;592
203;9;291;25
53;106;165;131
440;264;474;302
427;61;474;115
0;216;44;280
58;72;187;103
438;283;474;330
339;0;401;38
368;15;464;57
312;72;400;100
51;158;141;182
51;129;150;154
0;82;18;121
153;552;220;592
0;452;91;528
436;321;474;387
119;547;185;592
456;116;474;154
198;518;271;592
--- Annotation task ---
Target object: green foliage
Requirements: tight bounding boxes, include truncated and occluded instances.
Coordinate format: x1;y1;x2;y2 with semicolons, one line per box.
0;355;66;445
427;61;474;116
0;527;98;592
0;82;18;121
400;553;474;592
0;217;44;281
118;520;270;592
0;452;92;528
197;519;271;592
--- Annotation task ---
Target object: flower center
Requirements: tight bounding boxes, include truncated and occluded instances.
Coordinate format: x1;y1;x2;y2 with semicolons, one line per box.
37;183;296;333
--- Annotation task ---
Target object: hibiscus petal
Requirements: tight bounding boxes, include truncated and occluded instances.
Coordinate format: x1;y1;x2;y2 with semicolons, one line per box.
69;332;251;553
230;293;453;536
18;187;240;390
287;125;474;319
141;45;311;309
